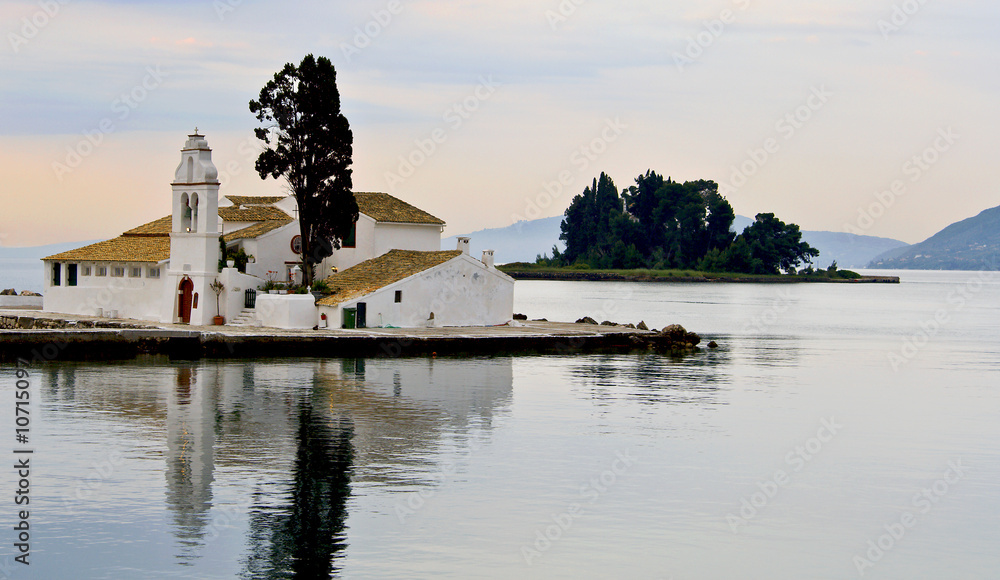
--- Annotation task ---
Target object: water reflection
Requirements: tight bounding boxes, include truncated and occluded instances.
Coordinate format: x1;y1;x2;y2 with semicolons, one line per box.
38;356;514;578
569;352;732;406
241;402;353;579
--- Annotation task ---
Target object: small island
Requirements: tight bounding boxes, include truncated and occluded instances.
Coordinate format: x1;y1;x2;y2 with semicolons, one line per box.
514;170;898;283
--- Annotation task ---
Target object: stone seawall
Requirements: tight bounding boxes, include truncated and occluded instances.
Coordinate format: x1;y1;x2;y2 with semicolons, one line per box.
0;327;650;362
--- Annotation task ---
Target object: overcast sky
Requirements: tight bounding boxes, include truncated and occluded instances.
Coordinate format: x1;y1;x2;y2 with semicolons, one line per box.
2;0;997;247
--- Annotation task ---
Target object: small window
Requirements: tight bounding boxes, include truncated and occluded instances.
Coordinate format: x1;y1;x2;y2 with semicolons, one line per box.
81;265;92;276
52;263;61;286
343;223;357;249
147;267;160;279
394;290;402;303
111;266;125;278
67;264;78;287
130;267;142;278
96;266;107;277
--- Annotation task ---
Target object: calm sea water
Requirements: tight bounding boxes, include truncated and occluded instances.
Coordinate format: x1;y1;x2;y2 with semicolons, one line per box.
0;258;42;294
2;270;998;579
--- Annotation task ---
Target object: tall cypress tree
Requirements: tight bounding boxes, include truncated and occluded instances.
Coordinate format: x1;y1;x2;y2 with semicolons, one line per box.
250;54;358;283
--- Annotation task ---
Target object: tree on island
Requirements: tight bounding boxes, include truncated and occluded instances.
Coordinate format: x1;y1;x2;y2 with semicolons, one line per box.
554;169;817;274
250;54;358;284
558;170;738;270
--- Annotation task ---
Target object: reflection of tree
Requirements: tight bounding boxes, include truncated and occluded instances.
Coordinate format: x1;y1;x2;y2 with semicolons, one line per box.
242;401;353;579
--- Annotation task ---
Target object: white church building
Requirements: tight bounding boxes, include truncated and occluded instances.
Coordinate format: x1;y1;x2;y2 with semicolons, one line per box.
42;131;514;329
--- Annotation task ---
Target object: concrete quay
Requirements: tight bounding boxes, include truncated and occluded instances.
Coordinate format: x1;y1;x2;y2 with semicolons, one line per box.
0;309;655;361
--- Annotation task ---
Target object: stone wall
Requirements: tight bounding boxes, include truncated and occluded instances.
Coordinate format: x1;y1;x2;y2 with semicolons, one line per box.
0;315;151;330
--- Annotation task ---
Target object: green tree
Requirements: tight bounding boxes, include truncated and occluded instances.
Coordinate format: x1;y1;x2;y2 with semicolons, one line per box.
250;54;358;283
739;213;819;274
560;173;622;265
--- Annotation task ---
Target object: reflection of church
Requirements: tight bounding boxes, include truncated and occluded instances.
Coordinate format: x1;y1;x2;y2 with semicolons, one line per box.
41;357;514;572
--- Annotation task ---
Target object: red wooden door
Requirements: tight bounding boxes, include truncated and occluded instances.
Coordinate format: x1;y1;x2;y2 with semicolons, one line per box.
178;278;194;323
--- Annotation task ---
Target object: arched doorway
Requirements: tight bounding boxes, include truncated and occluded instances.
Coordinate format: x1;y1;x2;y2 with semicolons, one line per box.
178;277;194;323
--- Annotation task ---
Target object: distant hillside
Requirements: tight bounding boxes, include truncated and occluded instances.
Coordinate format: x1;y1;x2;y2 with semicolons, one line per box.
868;205;1000;270
445;215;906;269
443;217;565;264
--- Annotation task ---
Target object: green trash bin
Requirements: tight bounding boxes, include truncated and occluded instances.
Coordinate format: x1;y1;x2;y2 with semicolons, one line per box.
343;308;357;329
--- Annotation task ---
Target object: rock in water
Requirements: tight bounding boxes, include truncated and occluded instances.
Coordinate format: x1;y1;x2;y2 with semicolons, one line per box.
20;291;41;297
708;341;718;349
1;288;16;296
636;321;649;331
576;316;598;325
513;313;528;320
659;324;688;341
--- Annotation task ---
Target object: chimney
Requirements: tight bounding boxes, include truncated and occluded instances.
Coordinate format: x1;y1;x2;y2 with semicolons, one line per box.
457;237;470;255
481;250;495;269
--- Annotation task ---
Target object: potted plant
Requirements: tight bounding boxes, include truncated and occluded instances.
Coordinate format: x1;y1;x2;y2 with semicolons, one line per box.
209;279;225;325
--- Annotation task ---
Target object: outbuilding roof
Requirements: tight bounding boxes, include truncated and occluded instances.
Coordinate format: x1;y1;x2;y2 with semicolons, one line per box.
225;195;286;206
316;249;463;306
43;236;171;263
124;216;172;236
223;218;295;242
355;192;445;225
218;205;292;222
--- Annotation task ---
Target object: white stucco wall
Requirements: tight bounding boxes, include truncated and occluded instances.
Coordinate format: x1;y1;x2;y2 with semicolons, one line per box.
320;219;442;275
218;268;264;323
256;294;317;330
318;254;514;329
42;260;167;321
373;223;442;255
234;222;299;282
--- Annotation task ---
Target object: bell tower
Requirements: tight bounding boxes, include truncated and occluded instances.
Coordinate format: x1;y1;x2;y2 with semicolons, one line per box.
162;130;222;325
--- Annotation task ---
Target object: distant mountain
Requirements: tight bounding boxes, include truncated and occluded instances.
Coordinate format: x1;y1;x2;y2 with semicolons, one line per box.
444;216;906;269
443;217;565;264
868;205;1000;270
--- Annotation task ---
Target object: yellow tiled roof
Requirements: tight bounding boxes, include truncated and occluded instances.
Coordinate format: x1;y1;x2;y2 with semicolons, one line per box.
225;195;286;206
43;236;171;263
124;215;172;235
218;206;292;222
224;218;294;242
355;192;445;225
317;249;463;306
